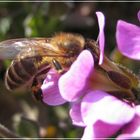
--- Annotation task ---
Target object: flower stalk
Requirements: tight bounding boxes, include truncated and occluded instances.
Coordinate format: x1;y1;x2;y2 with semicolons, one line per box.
0;123;20;138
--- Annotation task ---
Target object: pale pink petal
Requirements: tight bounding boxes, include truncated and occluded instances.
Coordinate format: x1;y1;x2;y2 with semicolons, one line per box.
69;101;85;127
81;125;95;140
82;121;122;139
117;106;140;139
136;105;140;116
96;11;105;65
59;50;94;102
116;134;134;140
81;90;135;125
120;113;140;137
116;20;140;60
41;70;66;106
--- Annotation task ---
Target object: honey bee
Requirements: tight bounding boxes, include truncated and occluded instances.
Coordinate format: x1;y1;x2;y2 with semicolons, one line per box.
0;32;139;103
0;33;92;100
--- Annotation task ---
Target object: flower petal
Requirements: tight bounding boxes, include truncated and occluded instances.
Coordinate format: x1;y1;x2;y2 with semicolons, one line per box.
82;121;122;139
41;70;66;106
81;125;95;140
96;11;105;65
69;101;85;127
119;105;140;137
116;134;134;140
81;90;135;125
116;20;140;60
120;114;140;137
59;50;94;102
136;105;140;116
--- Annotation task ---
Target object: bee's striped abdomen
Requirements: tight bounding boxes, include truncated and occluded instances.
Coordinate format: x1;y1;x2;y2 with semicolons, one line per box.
5;58;37;90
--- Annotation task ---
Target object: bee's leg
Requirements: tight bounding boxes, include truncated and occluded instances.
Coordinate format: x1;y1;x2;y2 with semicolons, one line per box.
31;76;43;101
31;66;52;101
52;59;64;74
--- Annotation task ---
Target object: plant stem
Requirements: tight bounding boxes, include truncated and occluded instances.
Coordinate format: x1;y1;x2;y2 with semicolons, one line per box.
0;123;19;138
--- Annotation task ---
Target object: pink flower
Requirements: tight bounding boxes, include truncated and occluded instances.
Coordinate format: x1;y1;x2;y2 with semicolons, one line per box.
59;10;140;139
59;50;139;139
116;10;140;60
96;12;105;65
116;105;140;139
41;69;66;106
41;11;106;105
41;10;140;139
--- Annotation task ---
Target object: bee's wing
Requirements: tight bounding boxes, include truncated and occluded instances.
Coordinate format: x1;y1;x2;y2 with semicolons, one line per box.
0;38;66;60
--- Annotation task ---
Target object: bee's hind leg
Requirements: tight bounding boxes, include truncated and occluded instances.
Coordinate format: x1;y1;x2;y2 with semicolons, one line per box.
31;66;51;101
31;76;43;101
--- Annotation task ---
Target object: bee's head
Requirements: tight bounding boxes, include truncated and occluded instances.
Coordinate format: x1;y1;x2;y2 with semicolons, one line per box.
51;32;85;56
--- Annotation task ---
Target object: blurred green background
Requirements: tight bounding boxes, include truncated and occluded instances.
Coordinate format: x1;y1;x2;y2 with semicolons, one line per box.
0;2;140;138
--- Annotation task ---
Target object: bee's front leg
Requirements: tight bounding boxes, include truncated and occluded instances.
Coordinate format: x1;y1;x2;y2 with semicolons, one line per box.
52;59;65;74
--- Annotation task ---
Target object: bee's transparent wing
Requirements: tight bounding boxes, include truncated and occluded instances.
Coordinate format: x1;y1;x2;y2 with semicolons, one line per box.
0;38;64;59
